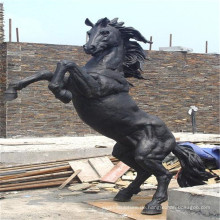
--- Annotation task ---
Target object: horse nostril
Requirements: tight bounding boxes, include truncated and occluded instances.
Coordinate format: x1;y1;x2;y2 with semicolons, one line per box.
83;44;96;54
90;45;96;50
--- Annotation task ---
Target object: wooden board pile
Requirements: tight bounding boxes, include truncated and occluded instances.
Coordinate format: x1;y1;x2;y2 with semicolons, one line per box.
1;154;218;193
0;156;121;192
0;160;78;192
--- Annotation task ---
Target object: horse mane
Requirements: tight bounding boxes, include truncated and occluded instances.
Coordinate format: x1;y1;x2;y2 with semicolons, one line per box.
123;41;146;79
95;18;148;79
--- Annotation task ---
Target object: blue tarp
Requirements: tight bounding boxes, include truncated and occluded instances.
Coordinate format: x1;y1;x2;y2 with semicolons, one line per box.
178;142;220;169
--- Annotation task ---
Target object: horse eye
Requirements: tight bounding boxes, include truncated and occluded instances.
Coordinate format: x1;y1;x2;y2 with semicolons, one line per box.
100;30;110;36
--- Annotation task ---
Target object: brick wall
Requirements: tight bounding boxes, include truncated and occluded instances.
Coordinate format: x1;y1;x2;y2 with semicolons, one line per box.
0;42;219;138
0;42;6;137
0;3;4;43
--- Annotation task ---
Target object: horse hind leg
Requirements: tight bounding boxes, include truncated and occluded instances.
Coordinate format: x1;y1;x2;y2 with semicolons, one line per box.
112;142;152;202
4;70;53;101
140;159;173;215
135;140;172;215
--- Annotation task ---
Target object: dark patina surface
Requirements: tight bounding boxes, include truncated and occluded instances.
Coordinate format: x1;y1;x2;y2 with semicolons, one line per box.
5;18;212;215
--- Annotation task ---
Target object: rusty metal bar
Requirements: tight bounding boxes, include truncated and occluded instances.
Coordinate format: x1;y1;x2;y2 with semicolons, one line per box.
169;34;172;47
205;41;208;53
149;36;152;50
16;28;19;42
9;18;12;42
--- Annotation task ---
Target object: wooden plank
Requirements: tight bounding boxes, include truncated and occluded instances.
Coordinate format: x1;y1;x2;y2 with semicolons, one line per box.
0;161;68;172
58;169;81;189
0;156;117;171
69;160;100;182
0;165;71;180
0;171;73;184
100;161;130;183
0;180;67;192
0;177;68;188
88;157;114;177
0;163;69;176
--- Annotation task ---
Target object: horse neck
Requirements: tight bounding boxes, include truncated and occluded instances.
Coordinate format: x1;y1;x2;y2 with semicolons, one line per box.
103;43;124;71
85;43;124;73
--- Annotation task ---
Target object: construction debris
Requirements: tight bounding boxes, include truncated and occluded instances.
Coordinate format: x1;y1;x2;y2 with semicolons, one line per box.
121;171;137;181
0;161;75;192
115;180;130;187
69;160;100;182
83;186;100;194
58;192;82;197
88;157;114;177
68;183;91;192
0;156;116;192
100;161;130;183
140;183;157;190
58;169;81;190
0;142;219;193
96;183;115;189
68;156;114;182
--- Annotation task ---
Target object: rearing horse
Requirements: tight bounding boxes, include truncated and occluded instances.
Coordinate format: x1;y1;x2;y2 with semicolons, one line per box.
5;17;212;215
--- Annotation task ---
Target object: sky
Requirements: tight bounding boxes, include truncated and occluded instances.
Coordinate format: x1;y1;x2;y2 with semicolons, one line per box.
0;0;219;53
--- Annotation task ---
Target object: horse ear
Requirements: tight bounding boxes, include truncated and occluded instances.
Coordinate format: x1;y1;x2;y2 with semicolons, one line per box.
100;17;110;27
85;18;94;27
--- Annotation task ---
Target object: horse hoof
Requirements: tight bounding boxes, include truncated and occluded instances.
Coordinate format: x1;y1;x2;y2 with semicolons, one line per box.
48;83;60;92
4;87;18;101
141;203;162;215
113;187;141;202
113;190;132;202
113;192;131;202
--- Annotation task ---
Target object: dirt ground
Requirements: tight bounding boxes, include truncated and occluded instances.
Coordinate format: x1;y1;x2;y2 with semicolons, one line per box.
0;187;156;220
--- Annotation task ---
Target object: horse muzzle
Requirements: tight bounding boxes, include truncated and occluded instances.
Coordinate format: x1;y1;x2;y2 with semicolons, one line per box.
83;44;97;55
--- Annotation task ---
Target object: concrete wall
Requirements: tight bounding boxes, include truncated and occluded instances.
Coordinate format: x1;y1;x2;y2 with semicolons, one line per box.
0;42;219;138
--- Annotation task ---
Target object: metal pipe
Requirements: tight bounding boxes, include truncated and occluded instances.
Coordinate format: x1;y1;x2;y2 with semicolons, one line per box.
9;18;12;42
16;28;19;42
169;34;172;47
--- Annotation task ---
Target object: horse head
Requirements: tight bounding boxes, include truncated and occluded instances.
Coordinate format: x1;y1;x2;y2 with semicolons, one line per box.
83;18;122;56
83;17;153;79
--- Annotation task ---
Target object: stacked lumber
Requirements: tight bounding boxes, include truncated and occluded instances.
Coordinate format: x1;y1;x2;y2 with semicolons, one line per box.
0;157;119;192
0;161;79;192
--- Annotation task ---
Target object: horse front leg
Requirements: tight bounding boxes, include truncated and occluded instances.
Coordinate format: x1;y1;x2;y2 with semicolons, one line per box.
48;60;73;103
5;70;53;101
49;60;100;99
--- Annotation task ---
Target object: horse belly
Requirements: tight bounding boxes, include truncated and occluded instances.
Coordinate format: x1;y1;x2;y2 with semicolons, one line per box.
73;93;145;139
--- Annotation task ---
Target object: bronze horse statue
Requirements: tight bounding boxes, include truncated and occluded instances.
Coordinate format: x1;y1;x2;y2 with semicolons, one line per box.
5;18;212;215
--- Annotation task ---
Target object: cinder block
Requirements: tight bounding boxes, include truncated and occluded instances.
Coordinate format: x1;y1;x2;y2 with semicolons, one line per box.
167;184;220;220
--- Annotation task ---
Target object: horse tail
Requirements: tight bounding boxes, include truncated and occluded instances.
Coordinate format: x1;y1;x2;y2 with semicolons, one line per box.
172;144;213;187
